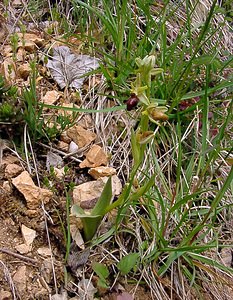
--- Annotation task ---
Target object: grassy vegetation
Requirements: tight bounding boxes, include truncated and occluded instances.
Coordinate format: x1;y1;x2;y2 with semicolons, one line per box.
1;0;233;299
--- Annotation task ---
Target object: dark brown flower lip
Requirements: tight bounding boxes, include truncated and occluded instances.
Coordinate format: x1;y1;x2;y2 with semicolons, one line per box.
125;93;139;111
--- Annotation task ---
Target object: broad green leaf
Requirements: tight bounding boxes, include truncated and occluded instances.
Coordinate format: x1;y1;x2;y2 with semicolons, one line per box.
71;204;87;217
92;262;110;289
91;177;112;217
117;252;140;275
92;262;109;279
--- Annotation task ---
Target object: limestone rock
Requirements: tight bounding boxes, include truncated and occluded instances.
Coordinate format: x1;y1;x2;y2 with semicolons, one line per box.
4;163;23;178
12;171;53;209
21;224;36;246
73;175;122;209
13;266;27;293
60;132;72;144
15;243;31;254
17;32;44;47
67;125;96;148
37;247;52;257
0;290;12;300
57;141;69;152
88;166;116;179
69;141;79;153
79;144;108;168
2;181;12;193
73;179;105;209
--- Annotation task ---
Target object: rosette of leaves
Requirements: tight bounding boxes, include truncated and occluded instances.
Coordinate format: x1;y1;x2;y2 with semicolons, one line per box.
0;75;22;123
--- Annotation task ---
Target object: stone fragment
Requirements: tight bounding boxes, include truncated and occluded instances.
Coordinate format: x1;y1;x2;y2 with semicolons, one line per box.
58;103;78;117
79;144;108;168
57;141;69;152
17;32;44;47
37;247;52;257
21;224;36;246
70;225;85;250
0;290;12;300
60;132;72;144
73;175;122;209
2;181;12;193
15;243;31;254
18;41;37;53
98;175;122;196
88;166;116;179
53;167;65;180
17;63;30;80
67;125;96;148
1;155;19;166
78;114;93;129
4;163;23;178
12;171;53;209
13;266;27;293
69;141;79;153
73;179;104;209
51;291;68;300
42;90;60;105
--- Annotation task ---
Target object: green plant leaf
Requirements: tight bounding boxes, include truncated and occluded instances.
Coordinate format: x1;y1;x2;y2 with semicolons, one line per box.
92;262;109;280
130;128;140;166
117;252;140;275
91;177;112;217
92;261;110;289
71;177;113;242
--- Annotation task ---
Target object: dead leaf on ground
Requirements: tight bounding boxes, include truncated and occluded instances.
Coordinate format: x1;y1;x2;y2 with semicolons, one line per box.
70;224;85;250
2;57;16;83
46;151;64;171
0;14;8;42
68;245;90;273
41;90;61;105
51;290;68;300
46;46;99;89
17;63;31;80
77;278;97;300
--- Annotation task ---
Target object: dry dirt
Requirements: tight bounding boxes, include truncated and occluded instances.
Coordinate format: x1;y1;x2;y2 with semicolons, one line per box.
0;155;153;300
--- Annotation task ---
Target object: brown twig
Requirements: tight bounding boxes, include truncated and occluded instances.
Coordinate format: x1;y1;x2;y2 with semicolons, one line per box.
0;248;39;265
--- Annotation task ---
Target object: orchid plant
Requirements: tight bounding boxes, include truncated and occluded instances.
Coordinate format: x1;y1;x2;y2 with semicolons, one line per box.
71;55;169;242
